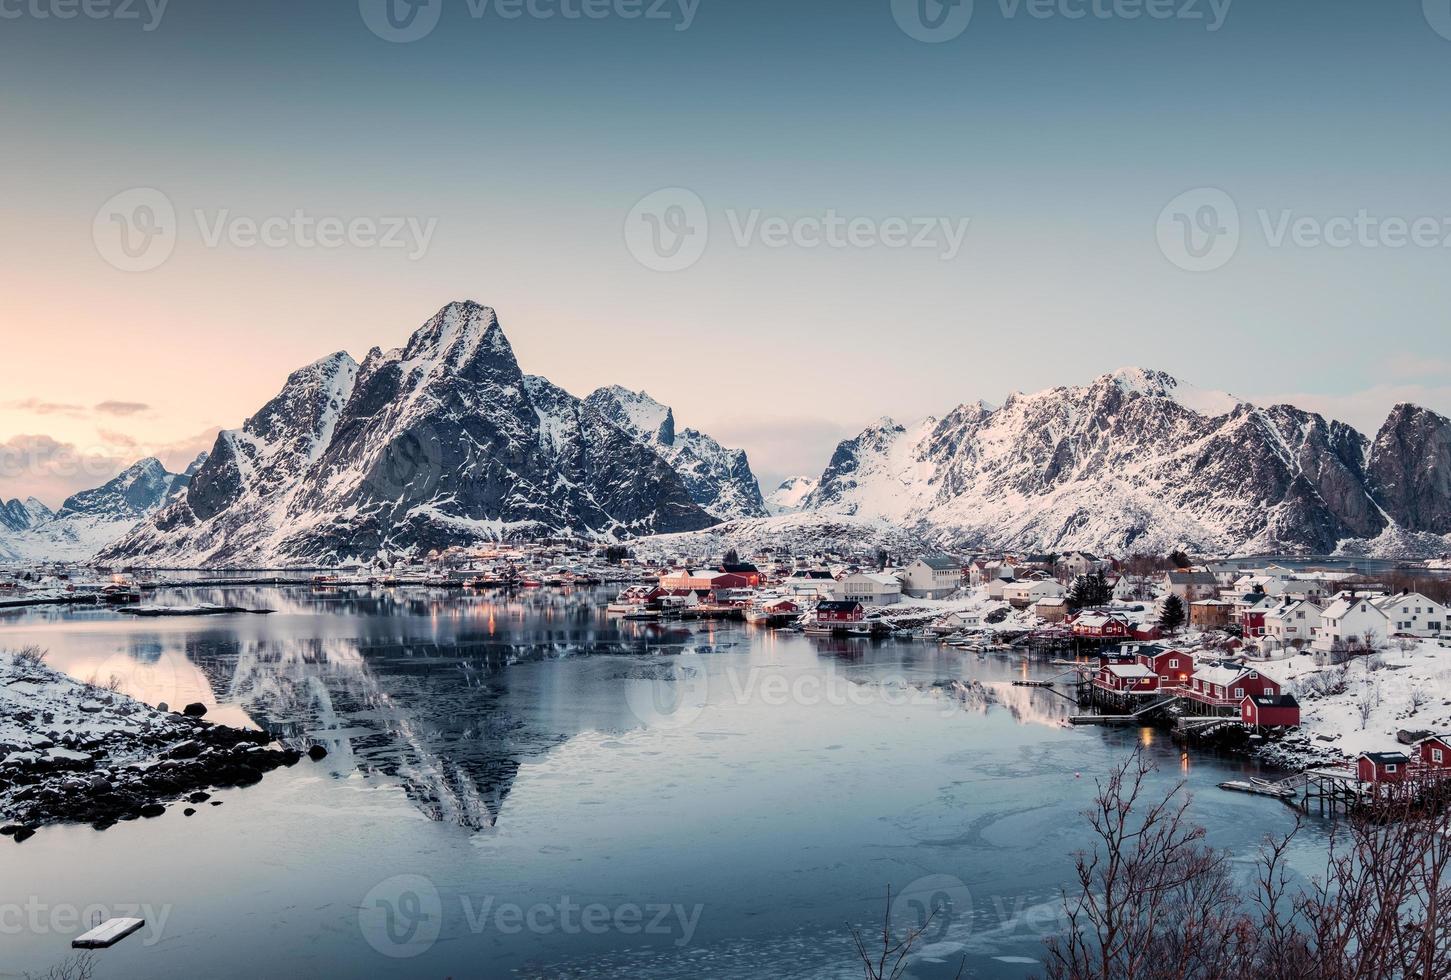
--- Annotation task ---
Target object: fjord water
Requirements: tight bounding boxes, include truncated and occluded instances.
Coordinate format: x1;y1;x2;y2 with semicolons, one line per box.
2;588;1317;979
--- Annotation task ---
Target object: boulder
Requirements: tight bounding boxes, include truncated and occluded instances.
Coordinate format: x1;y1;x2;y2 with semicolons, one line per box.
306;745;329;762
182;703;208;718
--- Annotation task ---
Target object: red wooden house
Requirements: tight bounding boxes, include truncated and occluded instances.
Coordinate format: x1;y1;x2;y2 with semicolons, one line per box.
1135;647;1194;688
1357;751;1410;784
1417;735;1451;770
1072;613;1133;641
1239;693;1301;729
1094;663;1160;695
1184;662;1282;709
815;600;864;624
1131;624;1163;642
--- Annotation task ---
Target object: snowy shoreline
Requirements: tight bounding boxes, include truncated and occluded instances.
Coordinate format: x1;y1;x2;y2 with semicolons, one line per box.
0;650;317;841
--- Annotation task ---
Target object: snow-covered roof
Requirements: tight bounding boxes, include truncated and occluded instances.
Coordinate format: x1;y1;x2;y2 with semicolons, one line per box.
1106;664;1156;679
1193;664;1250;687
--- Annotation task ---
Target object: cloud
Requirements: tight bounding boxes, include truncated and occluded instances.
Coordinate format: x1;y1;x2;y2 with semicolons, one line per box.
0;434;127;506
94;400;152;416
5;398;87;417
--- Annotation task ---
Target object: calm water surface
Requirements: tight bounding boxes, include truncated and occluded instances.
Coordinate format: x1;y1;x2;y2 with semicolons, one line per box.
1;587;1324;979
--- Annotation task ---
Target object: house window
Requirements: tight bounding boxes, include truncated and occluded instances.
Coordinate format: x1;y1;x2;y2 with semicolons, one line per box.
1435;749;1445;764
1168;659;1178;668
1233;687;1244;698
1386;764;1398;773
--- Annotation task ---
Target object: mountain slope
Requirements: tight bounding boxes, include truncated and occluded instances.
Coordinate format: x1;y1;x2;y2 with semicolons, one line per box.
102;302;719;566
583;386;766;521
0;458;201;562
766;476;818;515
801;368;1448;556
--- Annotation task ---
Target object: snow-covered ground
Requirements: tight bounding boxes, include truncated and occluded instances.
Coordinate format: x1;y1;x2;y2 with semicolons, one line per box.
1270;640;1451;762
0;649;306;835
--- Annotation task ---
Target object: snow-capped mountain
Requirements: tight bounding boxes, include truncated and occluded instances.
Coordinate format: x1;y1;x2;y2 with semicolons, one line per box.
0;496;53;534
0;457;203;563
798;368;1451;557
101;302;727;566
583;386;766;521
766;476;818;515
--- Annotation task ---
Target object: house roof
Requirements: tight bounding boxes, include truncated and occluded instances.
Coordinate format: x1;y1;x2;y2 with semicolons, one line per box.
1169;572;1218;585
816;600;862;612
1361;751;1411;764
1106;664;1156;679
1244;694;1299;708
1322;597;1389;622
1194;663;1251;687
917;555;960;571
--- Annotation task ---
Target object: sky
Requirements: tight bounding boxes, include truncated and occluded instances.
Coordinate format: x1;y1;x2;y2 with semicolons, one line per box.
3;0;1451;505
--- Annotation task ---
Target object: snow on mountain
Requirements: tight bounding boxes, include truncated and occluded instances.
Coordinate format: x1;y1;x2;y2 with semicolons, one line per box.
765;476;818;515
102;302;721;567
583;386;766;521
629;511;929;565
0;457;202;563
0;496;53;533
800;369;1449;557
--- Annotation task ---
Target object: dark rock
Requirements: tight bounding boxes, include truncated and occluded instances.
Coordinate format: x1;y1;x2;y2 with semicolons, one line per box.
11;827;35;843
306;745;328;761
139;803;166;818
188;791;211;803
182;703;208;718
183;807;196;816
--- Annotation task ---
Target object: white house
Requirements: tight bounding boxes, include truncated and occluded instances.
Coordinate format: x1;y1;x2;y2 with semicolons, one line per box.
1264;598;1322;649
1002;579;1066;608
1060;552;1105;577
1165;571;1219;602
783;569;837;599
1314;594;1390;653
901;556;962;599
986;577;1017;601
835;571;902;606
1371;592;1448;638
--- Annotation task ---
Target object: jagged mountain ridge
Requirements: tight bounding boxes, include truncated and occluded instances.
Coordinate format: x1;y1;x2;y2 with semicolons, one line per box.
100;302;746;566
0;457;203;562
583;385;766;521
800;368;1451;556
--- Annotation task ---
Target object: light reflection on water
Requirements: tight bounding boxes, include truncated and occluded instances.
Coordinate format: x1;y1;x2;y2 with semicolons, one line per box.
1;586;1322;979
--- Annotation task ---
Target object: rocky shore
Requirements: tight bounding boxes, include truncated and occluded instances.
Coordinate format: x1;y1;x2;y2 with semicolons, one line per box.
1;650;321;841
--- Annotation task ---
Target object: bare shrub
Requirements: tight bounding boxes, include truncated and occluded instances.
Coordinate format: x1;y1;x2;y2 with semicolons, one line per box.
10;645;49;668
24;953;96;980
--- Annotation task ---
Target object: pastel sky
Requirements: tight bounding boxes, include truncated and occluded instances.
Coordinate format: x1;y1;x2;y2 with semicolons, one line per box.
3;0;1451;505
